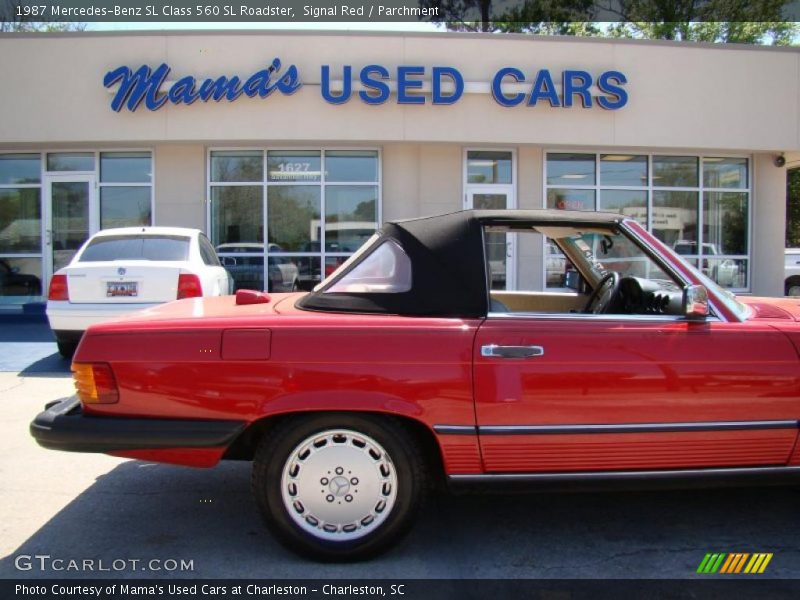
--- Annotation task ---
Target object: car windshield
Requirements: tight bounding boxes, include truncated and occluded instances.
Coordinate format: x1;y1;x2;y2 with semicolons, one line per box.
555;230;680;291
79;235;191;262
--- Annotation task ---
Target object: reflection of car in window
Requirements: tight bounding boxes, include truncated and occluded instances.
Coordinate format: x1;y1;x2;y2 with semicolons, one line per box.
545;242;567;285
0;259;41;296
785;249;800;296
215;243;299;293
673;240;739;287
34;209;799;563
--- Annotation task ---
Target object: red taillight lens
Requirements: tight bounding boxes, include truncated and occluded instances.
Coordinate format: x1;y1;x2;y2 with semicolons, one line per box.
72;362;119;404
177;273;202;299
48;274;69;301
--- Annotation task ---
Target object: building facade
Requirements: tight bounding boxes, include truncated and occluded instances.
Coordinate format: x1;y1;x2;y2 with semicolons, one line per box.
1;30;799;312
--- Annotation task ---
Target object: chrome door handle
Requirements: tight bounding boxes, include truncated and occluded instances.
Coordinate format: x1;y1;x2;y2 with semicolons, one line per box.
481;344;544;359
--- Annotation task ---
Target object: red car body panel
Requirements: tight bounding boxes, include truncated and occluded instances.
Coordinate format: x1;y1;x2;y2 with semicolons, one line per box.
474;317;800;472
77;294;483;470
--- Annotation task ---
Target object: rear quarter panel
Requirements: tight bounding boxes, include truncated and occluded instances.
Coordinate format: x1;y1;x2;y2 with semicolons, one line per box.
76;311;483;472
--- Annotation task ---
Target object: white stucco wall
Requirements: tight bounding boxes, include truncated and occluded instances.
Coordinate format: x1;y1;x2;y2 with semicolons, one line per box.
0;31;798;152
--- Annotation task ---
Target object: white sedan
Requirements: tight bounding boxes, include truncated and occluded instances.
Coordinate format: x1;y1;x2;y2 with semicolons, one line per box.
46;227;231;358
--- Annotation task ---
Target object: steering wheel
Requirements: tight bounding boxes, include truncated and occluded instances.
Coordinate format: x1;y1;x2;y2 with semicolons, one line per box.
583;272;621;314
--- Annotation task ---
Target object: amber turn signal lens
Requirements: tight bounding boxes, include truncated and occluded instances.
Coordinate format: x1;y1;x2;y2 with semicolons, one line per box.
72;362;119;404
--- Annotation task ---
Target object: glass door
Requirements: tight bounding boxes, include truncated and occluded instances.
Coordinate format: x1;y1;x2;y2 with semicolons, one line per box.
44;174;97;279
466;187;515;290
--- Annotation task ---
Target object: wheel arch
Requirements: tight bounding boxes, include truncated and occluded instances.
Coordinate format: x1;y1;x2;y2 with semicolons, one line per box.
223;410;447;489
786;275;800;295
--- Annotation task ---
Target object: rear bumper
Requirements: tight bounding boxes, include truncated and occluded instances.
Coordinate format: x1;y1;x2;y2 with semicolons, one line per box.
30;396;247;453
46;301;161;333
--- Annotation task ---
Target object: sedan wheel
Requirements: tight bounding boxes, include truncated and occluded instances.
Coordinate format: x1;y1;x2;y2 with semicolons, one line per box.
252;414;425;561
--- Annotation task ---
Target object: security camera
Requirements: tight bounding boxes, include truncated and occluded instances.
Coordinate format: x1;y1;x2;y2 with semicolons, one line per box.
775;154;786;168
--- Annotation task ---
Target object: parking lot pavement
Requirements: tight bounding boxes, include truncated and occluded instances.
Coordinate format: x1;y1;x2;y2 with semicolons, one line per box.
2;367;800;580
0;317;69;374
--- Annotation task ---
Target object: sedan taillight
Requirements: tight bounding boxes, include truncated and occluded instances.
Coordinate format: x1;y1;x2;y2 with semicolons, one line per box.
72;362;119;404
48;274;69;301
177;273;202;299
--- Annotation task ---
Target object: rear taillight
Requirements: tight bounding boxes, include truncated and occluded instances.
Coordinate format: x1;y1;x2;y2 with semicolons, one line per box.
72;362;119;404
177;273;202;299
48;274;69;301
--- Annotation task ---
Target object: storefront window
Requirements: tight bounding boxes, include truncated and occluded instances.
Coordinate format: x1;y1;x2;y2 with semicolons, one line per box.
98;152;153;231
600;154;647;187
546;153;595;186
0;257;42;299
46;152;94;172
268;151;321;182
100;152;152;183
546;152;749;290
267;186;321;251
325;185;378;251
209;149;380;293
599;189;647;227
703;157;748;189
653;156;698;187
0;150;152;307
0;154;40;184
211;150;263;182
546;188;594;211
703;192;748;255
326;150;378;182
467;151;512;184
100;187;151;229
0;188;41;253
211;186;263;246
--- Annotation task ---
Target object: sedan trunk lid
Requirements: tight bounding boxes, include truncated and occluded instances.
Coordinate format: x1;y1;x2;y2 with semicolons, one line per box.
65;262;184;304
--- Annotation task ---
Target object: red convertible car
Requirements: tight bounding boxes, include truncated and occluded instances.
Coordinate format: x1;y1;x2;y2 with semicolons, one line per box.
31;209;800;560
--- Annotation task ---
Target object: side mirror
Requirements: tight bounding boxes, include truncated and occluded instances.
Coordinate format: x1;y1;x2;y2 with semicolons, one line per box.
683;285;709;320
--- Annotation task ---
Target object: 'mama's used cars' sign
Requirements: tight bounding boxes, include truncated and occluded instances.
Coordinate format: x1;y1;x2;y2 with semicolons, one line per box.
104;58;628;112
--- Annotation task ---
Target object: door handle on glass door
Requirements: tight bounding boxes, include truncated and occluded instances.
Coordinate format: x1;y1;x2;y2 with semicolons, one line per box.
481;345;545;359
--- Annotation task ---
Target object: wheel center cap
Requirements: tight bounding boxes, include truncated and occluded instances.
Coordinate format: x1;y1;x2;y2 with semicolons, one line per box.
329;476;350;497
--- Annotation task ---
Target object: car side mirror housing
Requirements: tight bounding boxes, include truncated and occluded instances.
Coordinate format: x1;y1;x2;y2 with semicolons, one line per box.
683;285;709;320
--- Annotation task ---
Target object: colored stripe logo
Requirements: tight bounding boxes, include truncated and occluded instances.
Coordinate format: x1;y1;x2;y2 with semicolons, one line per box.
697;553;773;574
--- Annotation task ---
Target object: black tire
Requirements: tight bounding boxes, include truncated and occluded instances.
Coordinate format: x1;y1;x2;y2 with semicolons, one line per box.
56;340;77;359
785;277;800;297
251;413;426;561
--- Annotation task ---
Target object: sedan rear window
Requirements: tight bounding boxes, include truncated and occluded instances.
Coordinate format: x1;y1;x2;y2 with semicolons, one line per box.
79;235;191;262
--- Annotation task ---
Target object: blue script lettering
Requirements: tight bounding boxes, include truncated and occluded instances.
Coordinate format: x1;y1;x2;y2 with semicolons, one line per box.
104;58;301;112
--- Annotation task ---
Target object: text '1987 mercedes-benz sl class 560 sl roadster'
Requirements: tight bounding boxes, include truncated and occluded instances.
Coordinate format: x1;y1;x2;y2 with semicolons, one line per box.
31;209;800;560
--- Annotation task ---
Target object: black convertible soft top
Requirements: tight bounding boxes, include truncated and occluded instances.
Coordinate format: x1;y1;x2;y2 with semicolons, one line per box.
296;209;624;318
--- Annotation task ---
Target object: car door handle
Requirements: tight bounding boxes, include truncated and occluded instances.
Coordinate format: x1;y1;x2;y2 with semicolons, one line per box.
480;344;545;359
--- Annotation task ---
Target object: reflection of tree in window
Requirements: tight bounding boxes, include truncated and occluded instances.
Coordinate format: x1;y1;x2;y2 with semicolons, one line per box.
211;152;262;182
653;156;698;187
704;192;747;255
212;187;262;245
268;187;320;251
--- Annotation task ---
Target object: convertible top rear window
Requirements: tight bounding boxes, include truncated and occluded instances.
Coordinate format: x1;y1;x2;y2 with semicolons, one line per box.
79;235;190;262
327;240;411;294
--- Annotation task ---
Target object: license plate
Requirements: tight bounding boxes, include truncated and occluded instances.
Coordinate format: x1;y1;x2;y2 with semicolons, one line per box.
107;282;138;297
